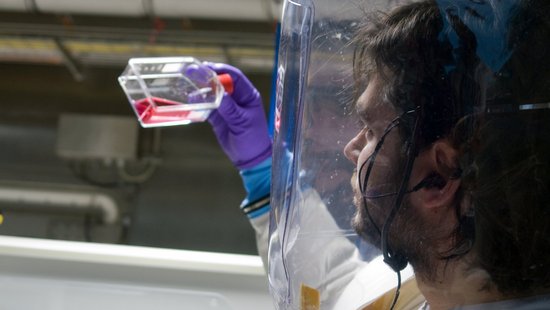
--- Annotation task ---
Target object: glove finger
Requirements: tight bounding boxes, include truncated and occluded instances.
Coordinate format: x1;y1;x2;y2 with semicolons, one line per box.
208;111;235;159
207;109;225;127
204;62;259;107
184;63;211;84
216;93;247;133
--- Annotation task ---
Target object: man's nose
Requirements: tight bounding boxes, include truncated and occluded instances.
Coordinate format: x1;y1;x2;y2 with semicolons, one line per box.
344;131;365;164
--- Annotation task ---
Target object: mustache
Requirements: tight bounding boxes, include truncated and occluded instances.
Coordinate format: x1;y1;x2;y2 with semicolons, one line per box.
351;169;396;200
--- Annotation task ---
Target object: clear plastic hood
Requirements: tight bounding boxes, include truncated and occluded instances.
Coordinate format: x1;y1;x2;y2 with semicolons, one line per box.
269;0;412;309
269;0;550;309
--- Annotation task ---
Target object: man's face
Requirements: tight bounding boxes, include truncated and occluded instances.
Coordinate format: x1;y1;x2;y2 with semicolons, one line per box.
343;77;405;245
343;77;458;278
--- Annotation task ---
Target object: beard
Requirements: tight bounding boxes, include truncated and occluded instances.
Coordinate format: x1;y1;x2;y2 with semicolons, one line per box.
351;174;383;246
350;166;402;247
350;170;441;280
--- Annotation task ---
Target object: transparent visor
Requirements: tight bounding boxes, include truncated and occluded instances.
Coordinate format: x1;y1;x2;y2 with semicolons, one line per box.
270;0;550;309
269;1;417;309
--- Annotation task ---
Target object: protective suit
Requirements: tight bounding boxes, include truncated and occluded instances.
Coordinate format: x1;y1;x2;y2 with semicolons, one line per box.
207;60;420;310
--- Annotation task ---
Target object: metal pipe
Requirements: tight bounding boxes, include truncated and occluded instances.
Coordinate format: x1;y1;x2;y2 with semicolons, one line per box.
0;187;119;224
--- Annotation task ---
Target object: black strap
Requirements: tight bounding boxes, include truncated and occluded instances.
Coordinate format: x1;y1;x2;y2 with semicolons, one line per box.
241;195;270;215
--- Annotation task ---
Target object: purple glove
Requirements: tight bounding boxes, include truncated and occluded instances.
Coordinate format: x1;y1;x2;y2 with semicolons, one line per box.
206;63;272;170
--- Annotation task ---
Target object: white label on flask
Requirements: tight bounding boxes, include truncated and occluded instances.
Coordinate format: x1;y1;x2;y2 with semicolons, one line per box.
161;63;183;73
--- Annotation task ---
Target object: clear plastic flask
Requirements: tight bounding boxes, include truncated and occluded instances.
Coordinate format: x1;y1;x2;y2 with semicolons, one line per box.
118;57;233;128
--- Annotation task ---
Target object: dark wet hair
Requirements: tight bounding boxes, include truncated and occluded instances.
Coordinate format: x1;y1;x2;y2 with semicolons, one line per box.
352;0;550;295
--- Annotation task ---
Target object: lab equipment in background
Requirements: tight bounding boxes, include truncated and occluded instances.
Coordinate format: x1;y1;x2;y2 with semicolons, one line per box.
118;57;234;128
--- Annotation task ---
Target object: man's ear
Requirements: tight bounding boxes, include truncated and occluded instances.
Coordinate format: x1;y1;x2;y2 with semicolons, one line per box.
410;139;461;209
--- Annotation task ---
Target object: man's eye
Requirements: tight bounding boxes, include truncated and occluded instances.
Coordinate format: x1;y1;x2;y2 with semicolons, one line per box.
364;128;375;140
355;119;375;140
355;119;367;129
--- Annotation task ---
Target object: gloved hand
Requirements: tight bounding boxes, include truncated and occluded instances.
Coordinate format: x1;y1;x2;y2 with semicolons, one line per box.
206;63;272;170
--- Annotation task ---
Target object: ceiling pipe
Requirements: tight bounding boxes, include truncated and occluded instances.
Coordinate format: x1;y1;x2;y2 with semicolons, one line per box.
0;0;283;21
0;186;119;225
